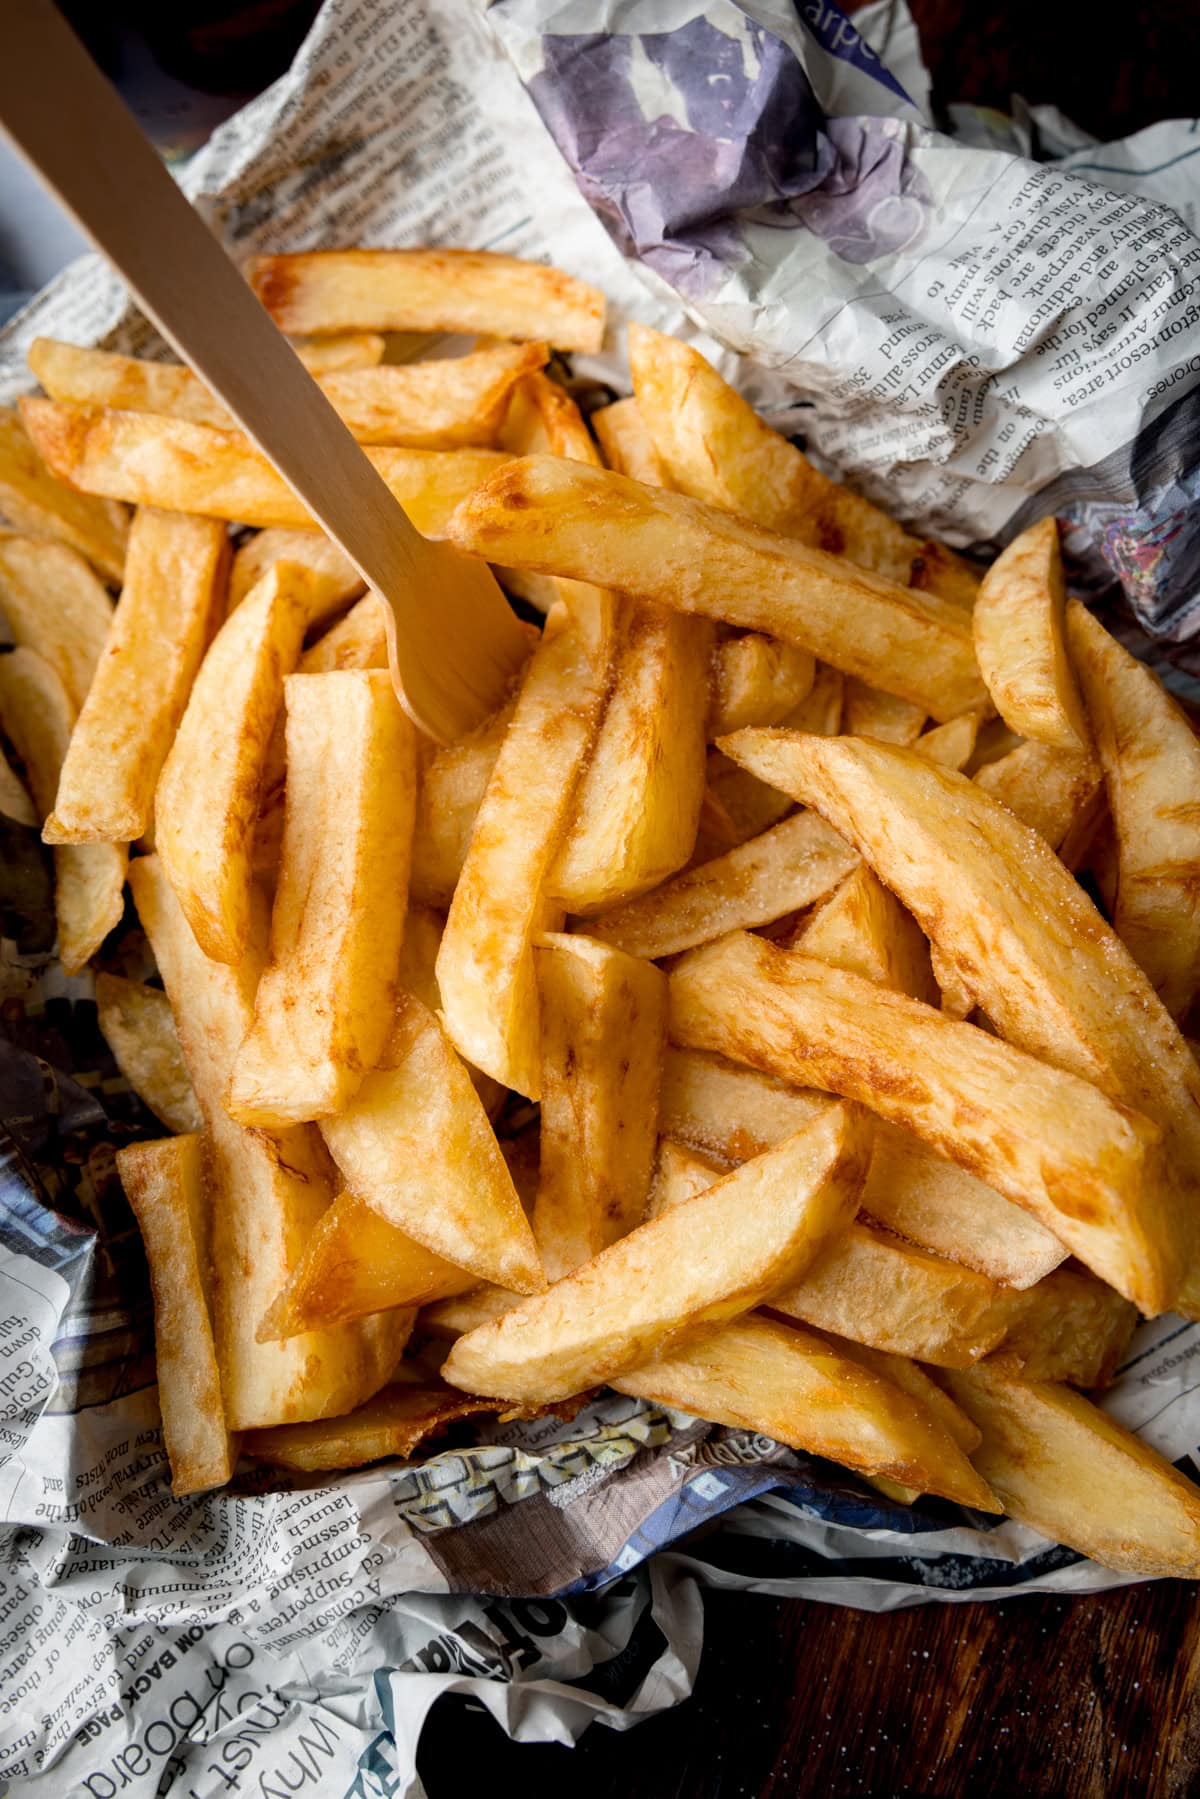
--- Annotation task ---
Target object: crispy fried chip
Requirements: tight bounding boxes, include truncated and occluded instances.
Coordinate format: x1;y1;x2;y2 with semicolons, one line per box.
0;406;127;581
243;1381;496;1472
0;533;113;712
974;517;1089;751
96;973;201;1134
229;527;364;616
973;739;1102;849
709;633;815;737
409;697;514;908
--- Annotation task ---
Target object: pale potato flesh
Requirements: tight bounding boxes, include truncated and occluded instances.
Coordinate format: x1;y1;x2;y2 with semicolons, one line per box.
843;678;925;746
973;516;1089;751
669;930;1169;1311
20;396;508;534
287;331;386;373
973;739;1102;849
709;633;815;737
943;1364;1200;1576
0;533;114;713
441;1103;869;1403
116;1133;236;1494
444;455;987;720
532;934;667;1278
96;974;202;1134
911;710;980;771
46;508;228;843
247;248;606;352
228;672;415;1125
319;994;544;1293
0;648;127;973
986;1265;1136;1388
409;698;513;908
155;561;313;965
591;808;858;959
1068;599;1200;1019
720;729;1200;1311
0;405;127;582
616;1316;997;1509
792;861;937;1004
129;855;408;1430
436;596;615;1096
592;395;671;486
229;527;364;616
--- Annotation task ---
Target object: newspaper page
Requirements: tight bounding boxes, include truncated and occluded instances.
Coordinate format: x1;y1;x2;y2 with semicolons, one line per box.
3;1;1200;1794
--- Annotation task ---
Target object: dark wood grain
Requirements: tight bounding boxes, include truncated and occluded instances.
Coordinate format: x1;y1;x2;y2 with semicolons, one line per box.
419;1583;1200;1796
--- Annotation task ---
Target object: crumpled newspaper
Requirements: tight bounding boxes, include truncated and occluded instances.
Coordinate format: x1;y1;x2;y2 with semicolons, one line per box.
2;1;1200;1794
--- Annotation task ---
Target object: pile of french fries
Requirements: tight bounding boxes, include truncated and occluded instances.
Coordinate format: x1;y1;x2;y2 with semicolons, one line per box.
5;245;1200;1582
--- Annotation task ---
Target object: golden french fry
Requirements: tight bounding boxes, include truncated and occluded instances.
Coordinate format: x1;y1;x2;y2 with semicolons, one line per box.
0;406;127;581
592;396;671;486
974;517;1089;751
445;455;986;720
247;249;606;352
659;1049;831;1162
259;1191;474;1338
988;1266;1137;1388
156;561;313;964
705;663;842;847
0;648;127;972
669;930;1169;1312
550;604;712;913
532;934;666;1278
129;855;408;1429
436;596;616;1095
500;370;601;463
117;1133;237;1494
320;994;544;1293
1068;600;1200;1019
627;325;979;604
20;397;509;533
720;729;1200;1311
228;672;415;1125
846;1343;981;1453
441;1103;869;1403
45;508;228;843
911;710;980;771
288;331;386;373
96;973;201;1134
790;862;937;1004
301;593;388;673
973;739;1101;849
843;678;925;746
30;337;547;448
0;743;35;826
243;1380;496;1473
942;1363;1200;1576
409;698;514;908
229;527;364;615
0;534;113;712
643;1138;726;1221
591;809;858;959
708;634;815;737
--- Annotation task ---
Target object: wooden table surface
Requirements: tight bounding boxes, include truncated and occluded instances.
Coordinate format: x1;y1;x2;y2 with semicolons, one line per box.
417;1581;1200;1795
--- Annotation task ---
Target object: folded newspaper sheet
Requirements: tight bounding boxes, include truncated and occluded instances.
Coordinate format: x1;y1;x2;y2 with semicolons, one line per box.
3;0;1200;1792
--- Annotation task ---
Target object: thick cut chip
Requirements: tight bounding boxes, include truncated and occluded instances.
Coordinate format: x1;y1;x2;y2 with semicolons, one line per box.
592;808;858;959
0;406;127;581
20;397;508;534
1068;600;1200;1019
288;332;386;373
669;930;1169;1312
0;534;113;712
705;663;842;848
643;1139;727;1221
973;739;1101;849
592;396;671;487
410;698;513;908
46;509;228;843
243;1381;495;1473
721;729;1200;1311
441;1104;869;1403
320;993;543;1294
230;527;364;615
532;934;666;1278
709;634;815;737
973;517;1089;751
791;862;937;1004
942;1364;1200;1576
987;1266;1137;1388
499;370;601;464
445;456;987;721
156;561;312;964
549;604;712;913
259;1191;474;1338
96;973;201;1134
660;1048;831;1162
31;337;546;448
228;673;416;1125
911;710;980;771
0;649;127;972
248;249;606;352
129;856;407;1429
301;594;388;673
436;596;615;1096
626;325;978;604
843;678;925;746
617;1316;995;1508
117;1133;236;1494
